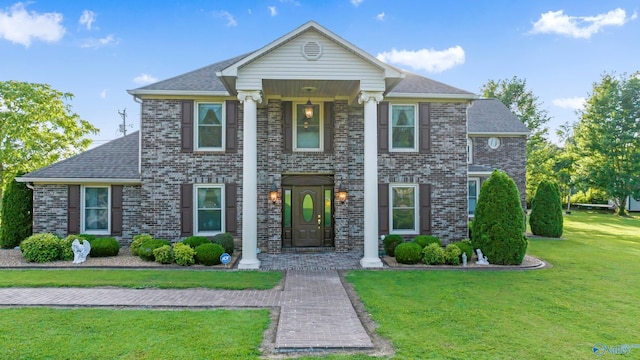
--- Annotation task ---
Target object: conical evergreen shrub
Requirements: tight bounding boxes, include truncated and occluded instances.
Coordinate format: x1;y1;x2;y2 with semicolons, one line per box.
529;180;563;237
471;170;527;265
1;173;33;248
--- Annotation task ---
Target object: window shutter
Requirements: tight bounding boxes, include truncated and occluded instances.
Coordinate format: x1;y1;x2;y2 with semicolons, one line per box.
377;102;389;153
419;102;431;153
225;183;237;235
180;184;193;237
111;185;123;236
181;100;194;152
324;102;333;153
67;185;81;234
378;183;389;235
420;184;432;234
282;101;293;153
225;100;238;153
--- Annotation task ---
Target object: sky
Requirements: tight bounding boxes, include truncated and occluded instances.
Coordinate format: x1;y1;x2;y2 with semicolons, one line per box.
1;0;638;146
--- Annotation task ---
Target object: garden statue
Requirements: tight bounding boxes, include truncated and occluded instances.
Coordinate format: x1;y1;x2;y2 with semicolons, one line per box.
72;239;91;264
475;248;489;265
462;252;467;267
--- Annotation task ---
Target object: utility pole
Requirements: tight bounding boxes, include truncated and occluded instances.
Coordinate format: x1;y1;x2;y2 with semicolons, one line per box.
118;108;132;136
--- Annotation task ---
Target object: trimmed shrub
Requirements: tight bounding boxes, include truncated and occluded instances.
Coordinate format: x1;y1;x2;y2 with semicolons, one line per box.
59;235;84;261
138;239;170;261
383;234;403;257
212;233;234;255
472;170;528;265
0;173;32;249
173;242;195;266
131;234;153;256
445;244;462;265
78;234;97;241
530;180;563;238
20;233;61;263
451;239;473;262
394;242;423;264
413;235;441;248
422;243;445;265
153;245;175;264
195;243;225;266
89;237;120;257
182;236;211;249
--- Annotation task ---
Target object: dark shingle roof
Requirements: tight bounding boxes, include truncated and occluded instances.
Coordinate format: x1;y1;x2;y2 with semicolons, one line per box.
467;99;530;134
390;72;474;96
21;132;139;181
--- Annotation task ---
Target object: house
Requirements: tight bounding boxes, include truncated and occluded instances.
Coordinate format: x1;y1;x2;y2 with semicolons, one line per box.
17;21;527;269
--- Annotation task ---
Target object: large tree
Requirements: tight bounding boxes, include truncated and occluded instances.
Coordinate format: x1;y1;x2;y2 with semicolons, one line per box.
572;72;640;215
0;81;98;199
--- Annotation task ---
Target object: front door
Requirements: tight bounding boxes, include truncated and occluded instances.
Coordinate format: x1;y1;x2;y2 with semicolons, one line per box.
292;186;323;246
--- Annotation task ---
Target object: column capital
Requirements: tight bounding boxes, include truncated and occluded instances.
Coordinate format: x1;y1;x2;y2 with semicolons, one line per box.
358;91;384;105
237;90;263;104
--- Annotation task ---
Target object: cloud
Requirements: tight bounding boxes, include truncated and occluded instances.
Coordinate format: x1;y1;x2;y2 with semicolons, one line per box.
100;89;107;99
376;12;385;21
214;10;237;27
268;6;277;16
552;97;586;110
79;10;96;30
530;8;635;39
377;46;465;73
81;34;119;48
0;2;65;47
351;0;363;7
133;73;158;85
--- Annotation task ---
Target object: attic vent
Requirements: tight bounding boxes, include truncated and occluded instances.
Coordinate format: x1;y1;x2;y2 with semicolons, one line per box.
302;41;322;60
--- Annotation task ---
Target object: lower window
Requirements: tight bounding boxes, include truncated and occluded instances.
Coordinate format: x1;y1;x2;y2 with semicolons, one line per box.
390;184;418;233
82;186;110;234
195;185;224;235
468;178;479;216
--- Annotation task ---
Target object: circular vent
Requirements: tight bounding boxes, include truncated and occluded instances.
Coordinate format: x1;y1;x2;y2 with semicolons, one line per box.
302;41;322;60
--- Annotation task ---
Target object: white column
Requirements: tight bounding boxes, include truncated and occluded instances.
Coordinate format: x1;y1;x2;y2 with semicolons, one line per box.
237;90;262;270
358;91;384;268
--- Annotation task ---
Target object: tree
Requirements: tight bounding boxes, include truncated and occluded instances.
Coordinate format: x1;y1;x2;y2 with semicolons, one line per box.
572;72;640;215
0;81;98;200
0;173;32;248
529;180;563;238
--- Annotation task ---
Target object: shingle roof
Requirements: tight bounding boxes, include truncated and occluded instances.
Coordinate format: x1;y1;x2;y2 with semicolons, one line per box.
20;132;140;181
389;72;475;96
467;99;530;134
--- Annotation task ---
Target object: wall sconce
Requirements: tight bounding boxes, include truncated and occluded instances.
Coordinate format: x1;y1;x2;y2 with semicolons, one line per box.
336;183;348;202
269;183;279;203
303;87;314;119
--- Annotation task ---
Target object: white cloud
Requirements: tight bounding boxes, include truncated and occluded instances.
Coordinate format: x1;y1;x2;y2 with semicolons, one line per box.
81;34;119;48
377;46;465;73
376;12;385;21
133;73;158;85
100;89;107;99
0;2;65;47
632;11;638;20
215;10;237;27
268;6;277;16
79;10;96;30
530;8;635;39
552;97;586;110
351;0;363;7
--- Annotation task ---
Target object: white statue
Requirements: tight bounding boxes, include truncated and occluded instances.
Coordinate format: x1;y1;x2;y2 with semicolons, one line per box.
475;248;489;265
72;239;91;264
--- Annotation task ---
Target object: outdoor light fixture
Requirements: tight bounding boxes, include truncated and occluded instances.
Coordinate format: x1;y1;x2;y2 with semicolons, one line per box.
304;87;314;119
336;183;348;202
269;183;279;203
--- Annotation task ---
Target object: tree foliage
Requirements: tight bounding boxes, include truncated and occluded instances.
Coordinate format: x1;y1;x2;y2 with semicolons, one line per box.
529;180;563;238
0;173;32;248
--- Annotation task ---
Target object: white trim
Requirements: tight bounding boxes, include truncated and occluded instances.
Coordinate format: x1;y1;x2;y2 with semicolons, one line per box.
387;92;479;100
468;131;529;136
389;104;417;152
127;89;230;96
468;171;493;176
389;183;419;234
468;178;480;217
293;101;324;152
81;185;111;235
194;101;226;151
16;177;141;185
193;184;225;236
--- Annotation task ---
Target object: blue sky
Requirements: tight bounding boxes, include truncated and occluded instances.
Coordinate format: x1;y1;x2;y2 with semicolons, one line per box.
1;0;638;145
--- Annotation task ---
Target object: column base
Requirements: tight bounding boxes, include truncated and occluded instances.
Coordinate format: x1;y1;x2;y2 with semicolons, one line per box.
360;257;383;268
238;258;261;270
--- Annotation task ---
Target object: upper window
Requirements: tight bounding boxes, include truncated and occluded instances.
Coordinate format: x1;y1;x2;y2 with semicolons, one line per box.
468;178;480;216
390;184;419;233
195;184;224;235
488;137;500;149
82;186;110;234
294;102;322;151
390;104;417;151
467;138;473;164
196;103;224;150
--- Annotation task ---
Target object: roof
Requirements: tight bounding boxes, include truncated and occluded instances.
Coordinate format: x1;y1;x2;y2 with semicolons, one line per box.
388;72;475;98
467;99;530;135
18;132;140;184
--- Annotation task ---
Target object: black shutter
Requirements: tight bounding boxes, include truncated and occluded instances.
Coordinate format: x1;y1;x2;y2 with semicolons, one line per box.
419;102;431;153
283;101;293;153
225;183;237;235
111;185;123;236
324;102;333;153
377;102;389;153
67;185;80;234
180;184;193;237
420;184;432;234
378;183;389;235
226;100;238;153
181;100;194;153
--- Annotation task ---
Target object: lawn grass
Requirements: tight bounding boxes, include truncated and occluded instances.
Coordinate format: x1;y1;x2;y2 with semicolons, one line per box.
0;269;282;290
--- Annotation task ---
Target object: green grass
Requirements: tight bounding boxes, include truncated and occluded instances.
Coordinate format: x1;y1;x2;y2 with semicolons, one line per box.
0;269;282;290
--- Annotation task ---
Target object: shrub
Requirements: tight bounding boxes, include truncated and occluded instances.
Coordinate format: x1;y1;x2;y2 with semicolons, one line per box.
173;242;195;266
472;170;528;265
422;243;445;265
182;236;211;249
195;243;225;266
413;235;441;248
153;245;175;264
131;234;153;256
0;173;32;249
138;239;171;261
445;244;462;265
530;180;563;238
394;242;423;264
89;237;120;257
78;234;97;241
212;233;234;255
383;234;403;257
20;233;61;263
450;239;473;262
59;235;85;261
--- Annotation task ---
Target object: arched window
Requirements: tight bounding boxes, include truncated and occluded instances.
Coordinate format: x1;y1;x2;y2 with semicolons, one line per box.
467;138;473;164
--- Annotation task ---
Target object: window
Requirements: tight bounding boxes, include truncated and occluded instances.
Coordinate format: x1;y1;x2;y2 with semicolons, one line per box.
488;137;500;149
294;102;322;151
195;185;224;235
467;138;473;164
390;104;417;151
468;178;480;216
390;184;419;233
82;186;110;234
196;102;224;150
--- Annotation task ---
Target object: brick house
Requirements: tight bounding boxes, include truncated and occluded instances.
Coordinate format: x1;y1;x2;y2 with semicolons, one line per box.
18;22;527;269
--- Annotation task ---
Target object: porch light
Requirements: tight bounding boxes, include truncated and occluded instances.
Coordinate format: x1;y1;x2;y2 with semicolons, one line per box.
336;183;348;202
304;87;314;119
269;183;279;203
